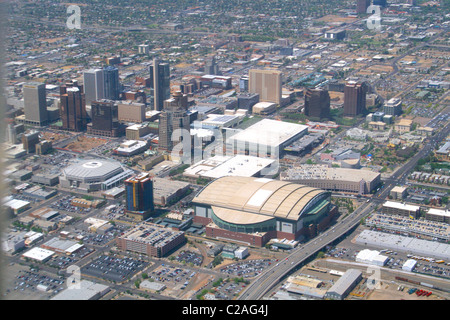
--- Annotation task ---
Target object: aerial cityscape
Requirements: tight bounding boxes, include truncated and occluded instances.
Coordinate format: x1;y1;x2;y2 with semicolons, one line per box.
1;0;450;304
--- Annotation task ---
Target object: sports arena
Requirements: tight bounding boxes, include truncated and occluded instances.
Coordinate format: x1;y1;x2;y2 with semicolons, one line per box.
192;176;337;246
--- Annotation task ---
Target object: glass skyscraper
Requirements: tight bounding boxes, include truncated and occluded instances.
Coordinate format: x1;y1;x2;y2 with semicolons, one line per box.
150;58;170;111
124;173;154;220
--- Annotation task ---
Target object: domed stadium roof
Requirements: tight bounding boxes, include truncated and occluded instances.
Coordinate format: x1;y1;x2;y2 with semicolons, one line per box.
193;176;330;224
62;159;124;183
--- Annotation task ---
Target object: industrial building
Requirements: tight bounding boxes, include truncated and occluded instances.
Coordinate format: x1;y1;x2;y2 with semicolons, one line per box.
116;222;186;258
51;280;110;300
355;249;389;266
324;269;362;300
356;230;450;261
402;259;417;272
280;165;381;194
41;237;84;255
22;247;55;263
60;159;133;192
192;176;335;246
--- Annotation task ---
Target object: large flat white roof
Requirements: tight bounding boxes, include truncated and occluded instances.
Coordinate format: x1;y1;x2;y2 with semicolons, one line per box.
427;208;450;218
383;201;420;212
22;247;55;261
183;155;275;179
227;119;308;148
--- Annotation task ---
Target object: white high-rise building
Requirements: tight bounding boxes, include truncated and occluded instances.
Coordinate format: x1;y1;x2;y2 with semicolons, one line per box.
83;69;105;106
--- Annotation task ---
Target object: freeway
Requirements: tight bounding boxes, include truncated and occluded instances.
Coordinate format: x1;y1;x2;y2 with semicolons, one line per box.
239;121;450;300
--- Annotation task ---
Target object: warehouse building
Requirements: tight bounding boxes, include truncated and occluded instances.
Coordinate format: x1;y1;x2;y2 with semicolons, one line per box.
356;230;450;261
355;249;389;266
22;247;55;263
51;280;110;300
192;176;336;246
325;269;362;300
41;237;84;255
280;165;381;194
402;259;417;272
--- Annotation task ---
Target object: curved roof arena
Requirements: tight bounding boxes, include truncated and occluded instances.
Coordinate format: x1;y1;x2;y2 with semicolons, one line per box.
193;176;330;223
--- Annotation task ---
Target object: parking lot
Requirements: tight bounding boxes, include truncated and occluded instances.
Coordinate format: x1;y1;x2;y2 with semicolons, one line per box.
219;259;277;278
10;269;66;297
174;250;203;267
81;254;147;283
49;195;93;214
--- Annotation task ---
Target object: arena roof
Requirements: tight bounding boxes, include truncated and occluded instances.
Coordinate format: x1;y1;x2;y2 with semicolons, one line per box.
193;176;329;223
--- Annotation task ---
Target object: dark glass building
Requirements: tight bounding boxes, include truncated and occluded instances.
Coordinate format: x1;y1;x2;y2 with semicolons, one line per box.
103;66;121;100
87;99;124;137
343;81;368;117
125;173;154;220
304;88;331;120
59;80;87;132
150;58;170;111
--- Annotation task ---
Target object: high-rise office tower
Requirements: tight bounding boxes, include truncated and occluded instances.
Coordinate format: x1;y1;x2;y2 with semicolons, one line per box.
6;123;17;144
124;172;154;220
103;66;121;100
304;88;331;120
87;99;124;137
158;91;190;151
150;58;170;111
23;82;48;126
22;131;40;154
205;56;221;75
59;80;87;132
356;0;371;14
343;81;368;117
83;68;105;106
249;69;282;105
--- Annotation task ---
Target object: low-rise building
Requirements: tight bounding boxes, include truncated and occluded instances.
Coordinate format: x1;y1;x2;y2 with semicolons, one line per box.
382;201;420;219
395;119;413;133
116;222;186;258
325;269;362;300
